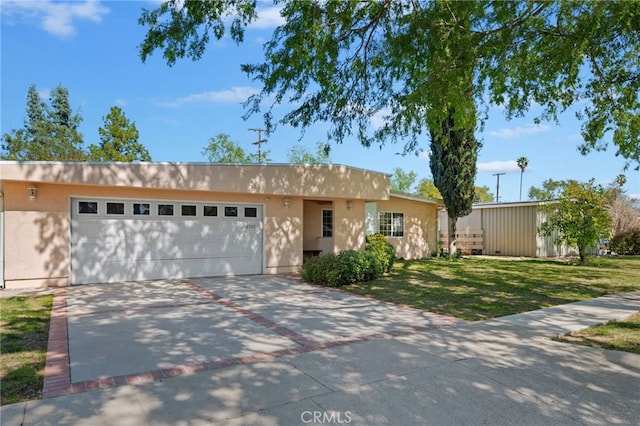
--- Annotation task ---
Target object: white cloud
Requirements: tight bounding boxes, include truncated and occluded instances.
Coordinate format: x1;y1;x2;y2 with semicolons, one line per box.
418;150;431;160
488;124;551;139
370;109;390;130
114;99;129;107
249;6;285;29
156;87;260;108
477;160;522;173
1;1;109;38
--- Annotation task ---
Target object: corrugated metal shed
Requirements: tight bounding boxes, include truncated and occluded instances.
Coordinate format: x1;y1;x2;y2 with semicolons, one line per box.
440;201;592;257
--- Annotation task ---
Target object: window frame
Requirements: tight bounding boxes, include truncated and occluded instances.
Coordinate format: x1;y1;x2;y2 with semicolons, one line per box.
322;209;333;238
378;211;404;237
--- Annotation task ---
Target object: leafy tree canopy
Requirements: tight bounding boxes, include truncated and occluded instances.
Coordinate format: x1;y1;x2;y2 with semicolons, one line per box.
416;178;442;199
287;141;331;164
390;168;418;193
202;133;270;163
2;84;86;161
88;106;151;162
140;1;640;168
474;185;494;203
537;179;612;263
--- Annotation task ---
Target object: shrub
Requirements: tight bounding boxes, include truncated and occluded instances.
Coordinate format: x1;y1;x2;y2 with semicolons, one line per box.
300;253;337;284
610;229;640;255
365;233;396;272
301;249;388;287
300;234;396;287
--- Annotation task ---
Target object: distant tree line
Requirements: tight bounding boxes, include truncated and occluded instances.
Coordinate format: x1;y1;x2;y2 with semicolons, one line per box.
2;84;151;162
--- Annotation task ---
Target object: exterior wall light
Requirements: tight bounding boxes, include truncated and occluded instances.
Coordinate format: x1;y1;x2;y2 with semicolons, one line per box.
283;198;291;208
347;200;353;210
27;184;37;201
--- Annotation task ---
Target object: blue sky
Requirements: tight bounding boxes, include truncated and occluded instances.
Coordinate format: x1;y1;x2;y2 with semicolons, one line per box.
2;0;638;201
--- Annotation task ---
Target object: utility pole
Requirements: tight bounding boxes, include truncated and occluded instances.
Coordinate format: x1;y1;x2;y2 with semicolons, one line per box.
493;172;505;203
249;128;267;163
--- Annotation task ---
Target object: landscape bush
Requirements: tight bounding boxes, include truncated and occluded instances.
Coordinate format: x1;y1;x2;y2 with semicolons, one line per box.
610;229;640;255
301;234;395;286
365;233;396;272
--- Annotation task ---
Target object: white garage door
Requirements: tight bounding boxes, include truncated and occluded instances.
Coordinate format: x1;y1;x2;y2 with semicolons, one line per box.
70;197;263;285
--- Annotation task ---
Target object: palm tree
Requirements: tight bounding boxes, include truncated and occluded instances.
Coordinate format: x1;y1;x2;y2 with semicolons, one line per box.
517;157;529;200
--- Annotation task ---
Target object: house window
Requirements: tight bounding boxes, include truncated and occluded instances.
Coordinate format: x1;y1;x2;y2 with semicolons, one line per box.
379;212;404;237
181;205;197;216
78;201;98;214
203;205;218;217
133;203;150;215
158;204;174;216
106;202;125;215
322;209;333;237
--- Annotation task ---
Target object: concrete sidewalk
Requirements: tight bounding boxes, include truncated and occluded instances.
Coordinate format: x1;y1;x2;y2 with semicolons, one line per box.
2;290;639;425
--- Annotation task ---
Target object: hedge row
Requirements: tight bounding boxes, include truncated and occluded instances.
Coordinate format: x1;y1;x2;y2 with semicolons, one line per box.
300;233;395;287
610;229;640;255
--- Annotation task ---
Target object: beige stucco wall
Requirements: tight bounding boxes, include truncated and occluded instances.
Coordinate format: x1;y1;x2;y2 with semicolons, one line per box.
378;197;439;259
0;162;389;200
334;199;366;253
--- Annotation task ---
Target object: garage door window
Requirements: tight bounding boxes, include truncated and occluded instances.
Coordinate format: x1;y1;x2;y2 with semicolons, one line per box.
158;204;174;216
78;201;98;214
244;207;257;218
181;205;197;216
204;205;218;217
225;206;238;217
133;203;150;215
106;202;125;215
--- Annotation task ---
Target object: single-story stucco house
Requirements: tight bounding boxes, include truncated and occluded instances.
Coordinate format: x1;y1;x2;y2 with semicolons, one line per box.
0;162;442;289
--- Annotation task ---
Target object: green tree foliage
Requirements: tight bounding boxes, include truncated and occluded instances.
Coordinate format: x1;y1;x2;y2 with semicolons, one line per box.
2;84;86;161
537;179;612;263
416;178;442;199
88;106;151;162
430;113;480;254
528;178;568;201
202;133;270;163
390;168;418;193
287;141;331;164
139;1;640;254
474;186;495;203
140;0;640;168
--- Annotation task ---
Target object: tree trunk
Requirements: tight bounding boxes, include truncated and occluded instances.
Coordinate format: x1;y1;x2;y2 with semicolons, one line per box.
448;213;457;255
578;245;586;263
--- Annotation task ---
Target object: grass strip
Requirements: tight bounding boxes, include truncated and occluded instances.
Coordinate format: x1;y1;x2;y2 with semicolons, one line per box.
1;294;53;405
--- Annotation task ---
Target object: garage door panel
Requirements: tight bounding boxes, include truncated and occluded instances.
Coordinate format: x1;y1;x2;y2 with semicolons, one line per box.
70;198;263;284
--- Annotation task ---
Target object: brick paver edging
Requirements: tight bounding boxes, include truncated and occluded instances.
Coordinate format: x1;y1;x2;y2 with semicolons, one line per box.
41;279;459;398
42;288;70;398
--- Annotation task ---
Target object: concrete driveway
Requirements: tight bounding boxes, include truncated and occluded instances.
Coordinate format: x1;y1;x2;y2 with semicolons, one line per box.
59;276;459;386
1;277;639;425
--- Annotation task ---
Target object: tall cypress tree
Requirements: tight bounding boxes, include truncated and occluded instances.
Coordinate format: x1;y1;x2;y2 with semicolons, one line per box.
430;112;479;255
1;84;85;161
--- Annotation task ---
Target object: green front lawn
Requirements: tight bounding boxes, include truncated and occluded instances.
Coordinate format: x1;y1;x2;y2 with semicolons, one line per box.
1;295;53;405
556;312;640;354
345;256;640;321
